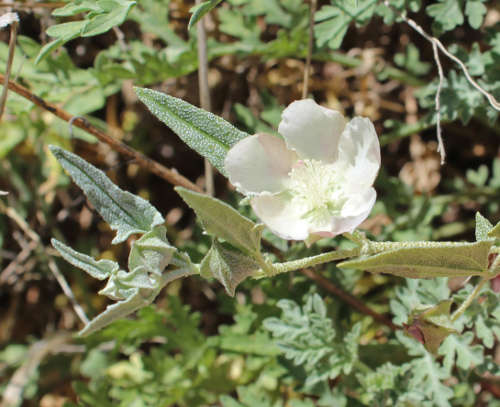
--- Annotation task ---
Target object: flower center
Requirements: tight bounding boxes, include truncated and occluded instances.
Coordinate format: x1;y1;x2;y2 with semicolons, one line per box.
288;159;346;226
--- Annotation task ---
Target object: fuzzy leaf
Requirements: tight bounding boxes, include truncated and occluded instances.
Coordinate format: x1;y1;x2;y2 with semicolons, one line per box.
176;187;263;254
49;146;164;244
135;87;248;175
465;0;486;29
79;289;148;336
51;238;119;280
426;0;463;33
406;300;457;354
128;226;175;276
475;212;493;241
438;332;484;372
201;240;259;296
339;240;493;278
188;0;223;30
488;218;500;239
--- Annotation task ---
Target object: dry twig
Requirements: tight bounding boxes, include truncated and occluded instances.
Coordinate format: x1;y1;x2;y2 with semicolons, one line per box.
383;0;500;163
0;73;202;192
301;268;399;331
0;13;18;120
302;0;317;99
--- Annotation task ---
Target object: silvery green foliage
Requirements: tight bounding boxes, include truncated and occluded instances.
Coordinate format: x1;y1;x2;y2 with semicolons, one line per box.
339;240;493;278
263;293;361;389
200;240;260;297
49;146;164;244
135;87;249;175
50;146;188;336
188;0;224;30
176;187;263;255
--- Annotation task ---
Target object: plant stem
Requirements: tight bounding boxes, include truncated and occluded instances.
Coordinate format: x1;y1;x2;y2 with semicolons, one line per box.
301;268;398;331
261;247;361;277
0;73;202;192
451;277;490;322
302;0;316;98
195;0;214;196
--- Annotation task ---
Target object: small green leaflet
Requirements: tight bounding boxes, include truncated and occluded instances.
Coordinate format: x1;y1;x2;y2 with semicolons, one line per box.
176;187;263;255
51;238;119;280
438;332;484;372
36;0;136;63
201;240;259;296
339;240;493;278
50;146;164;244
488;218;500;239
188;0;224;30
135;87;249;175
475;212;493;241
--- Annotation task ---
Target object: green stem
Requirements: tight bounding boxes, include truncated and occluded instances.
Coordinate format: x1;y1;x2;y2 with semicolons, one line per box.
257;247;361;278
451;277;490;322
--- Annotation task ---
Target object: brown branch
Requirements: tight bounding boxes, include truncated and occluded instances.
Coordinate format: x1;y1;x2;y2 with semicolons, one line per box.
301;268;399;331
0;73;202;192
0;2;66;8
0;17;18;120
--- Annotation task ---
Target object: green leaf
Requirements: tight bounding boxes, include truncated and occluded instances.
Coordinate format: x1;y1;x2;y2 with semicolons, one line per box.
338;240;493;278
438;332;484;372
200;240;259;296
175;187;263;254
426;0;463;34
315;0;377;49
465;0;486;29
51;238;120;280
128;226;175;276
188;0;224;30
406;300;457;354
49;145;164;244
475;212;493;241
36;0;135;62
135;87;249;175
79;289;149;336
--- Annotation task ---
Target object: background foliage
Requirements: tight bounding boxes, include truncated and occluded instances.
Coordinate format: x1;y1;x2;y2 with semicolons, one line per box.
1;0;500;406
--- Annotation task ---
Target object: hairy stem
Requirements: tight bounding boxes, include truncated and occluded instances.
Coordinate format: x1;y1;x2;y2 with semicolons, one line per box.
263;247;361;277
451;277;491;322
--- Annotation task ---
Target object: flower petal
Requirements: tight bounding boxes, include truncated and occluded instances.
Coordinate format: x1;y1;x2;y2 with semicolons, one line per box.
336;117;381;192
225;133;297;194
251;193;310;240
278;99;346;162
310;187;376;237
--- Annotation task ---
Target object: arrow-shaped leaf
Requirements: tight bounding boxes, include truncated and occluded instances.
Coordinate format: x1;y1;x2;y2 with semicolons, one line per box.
339;240;493;278
50;146;164;244
135;87;248;175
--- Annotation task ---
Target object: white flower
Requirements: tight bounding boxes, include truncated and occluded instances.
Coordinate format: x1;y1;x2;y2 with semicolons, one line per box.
0;13;19;29
225;99;381;241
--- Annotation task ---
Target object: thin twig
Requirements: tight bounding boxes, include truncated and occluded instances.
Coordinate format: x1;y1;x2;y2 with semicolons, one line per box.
301;269;399;331
431;41;445;164
0;17;18;120
0;199;89;324
0;332;71;407
0;73;202;192
302;0;317;99
384;1;499;111
48;258;89;324
195;0;214;196
383;0;500;163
